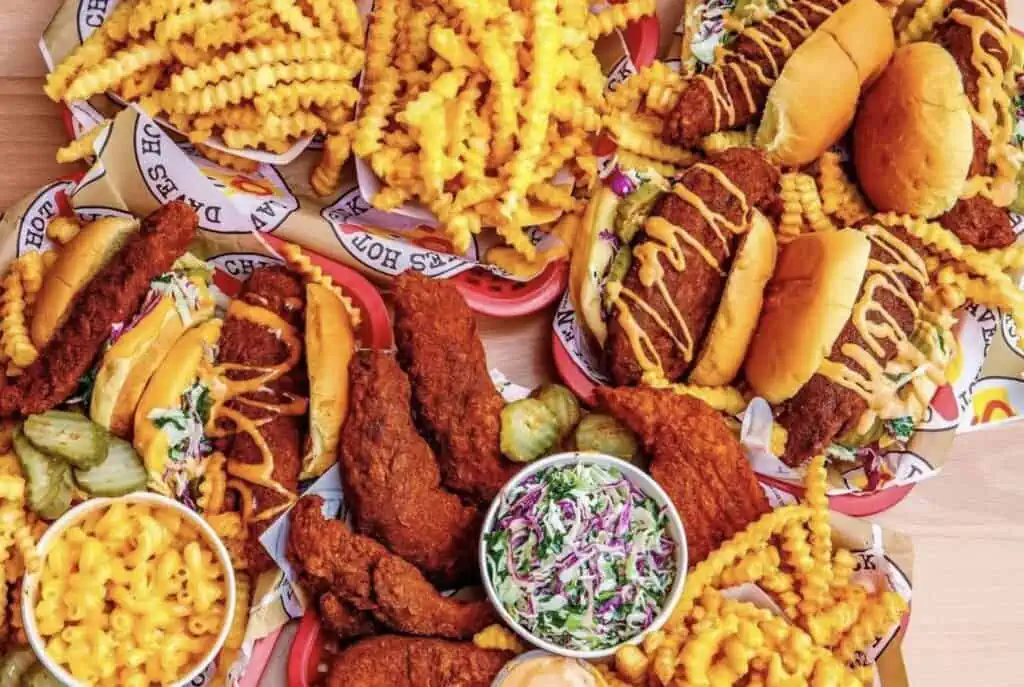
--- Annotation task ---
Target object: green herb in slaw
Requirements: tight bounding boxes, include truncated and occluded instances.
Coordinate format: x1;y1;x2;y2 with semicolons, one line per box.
484;462;677;651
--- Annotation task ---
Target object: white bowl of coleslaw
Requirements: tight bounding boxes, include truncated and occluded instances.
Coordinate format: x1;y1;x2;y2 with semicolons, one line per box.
480;452;687;660
21;492;237;687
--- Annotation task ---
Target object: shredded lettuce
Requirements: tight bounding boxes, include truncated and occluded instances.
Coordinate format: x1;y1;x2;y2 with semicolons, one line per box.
885;416;915;443
826;443;858;463
484;463;677;651
148;381;213;507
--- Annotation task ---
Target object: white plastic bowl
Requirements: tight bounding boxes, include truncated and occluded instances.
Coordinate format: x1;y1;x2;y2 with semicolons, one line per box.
479;452;687;660
21;492;237;687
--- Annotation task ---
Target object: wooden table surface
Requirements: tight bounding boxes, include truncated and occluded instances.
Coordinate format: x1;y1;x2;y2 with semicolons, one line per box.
5;3;1024;685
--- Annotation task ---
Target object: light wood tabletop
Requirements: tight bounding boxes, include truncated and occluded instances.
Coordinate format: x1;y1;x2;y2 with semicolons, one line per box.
4;2;1024;685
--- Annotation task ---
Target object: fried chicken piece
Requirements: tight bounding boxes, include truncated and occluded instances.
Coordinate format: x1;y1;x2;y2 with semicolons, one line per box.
288;496;495;640
217;266;307;573
0;201;197;416
934;0;1015;249
320;592;377;640
327;636;511;687
664;0;846;146
596;387;770;563
341;349;482;587
391;272;517;502
606;148;780;386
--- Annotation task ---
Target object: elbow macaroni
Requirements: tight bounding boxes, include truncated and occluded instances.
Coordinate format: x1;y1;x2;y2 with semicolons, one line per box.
34;501;229;686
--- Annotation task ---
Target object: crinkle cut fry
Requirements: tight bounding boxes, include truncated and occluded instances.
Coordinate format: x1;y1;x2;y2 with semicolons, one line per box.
0;201;197;417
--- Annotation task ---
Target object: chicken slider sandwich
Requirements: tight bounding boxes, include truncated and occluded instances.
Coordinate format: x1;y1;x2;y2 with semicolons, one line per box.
744;228;956;466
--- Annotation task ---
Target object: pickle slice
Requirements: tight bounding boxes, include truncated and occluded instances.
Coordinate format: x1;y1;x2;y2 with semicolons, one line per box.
19;663;62;687
530;384;582;441
0;649;37;687
574;413;641;464
73;437;148;497
615;182;664;244
23;411;109;469
500;398;559;463
13;428;71;520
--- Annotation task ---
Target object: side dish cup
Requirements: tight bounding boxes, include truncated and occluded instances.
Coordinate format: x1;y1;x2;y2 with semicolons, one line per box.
20;492;237;687
479;452;687;660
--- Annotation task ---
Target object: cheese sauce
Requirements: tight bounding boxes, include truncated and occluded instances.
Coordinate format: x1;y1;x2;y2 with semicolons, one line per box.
948;0;1020;207
818;224;952;427
203;299;307;523
605;164;752;385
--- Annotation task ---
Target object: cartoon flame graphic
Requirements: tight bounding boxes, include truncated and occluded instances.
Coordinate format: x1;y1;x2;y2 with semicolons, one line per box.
971;386;1018;426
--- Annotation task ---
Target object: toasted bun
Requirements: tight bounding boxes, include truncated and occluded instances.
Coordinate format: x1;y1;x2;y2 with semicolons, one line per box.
91;279;214;437
818;0;895;86
756;0;894;167
853;43;973;218
569;186;620;347
133;318;223;482
302;283;354;480
689;211;777;386
31;216;138;348
745;230;871;403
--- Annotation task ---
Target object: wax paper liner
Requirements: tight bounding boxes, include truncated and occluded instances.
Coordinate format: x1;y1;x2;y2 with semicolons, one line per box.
37;0;653;307
552;2;1024;499
0;109;393;686
279;469;913;687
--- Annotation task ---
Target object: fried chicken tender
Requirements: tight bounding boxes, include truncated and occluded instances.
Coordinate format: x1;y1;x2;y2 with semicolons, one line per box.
341;350;482;587
0;201;197;416
287;496;495;640
392;272;517;502
327;636;511;687
596;387;770;563
217;266;307;573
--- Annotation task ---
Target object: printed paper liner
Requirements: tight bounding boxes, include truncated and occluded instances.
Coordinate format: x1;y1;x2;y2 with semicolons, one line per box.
550;3;1024;512
0;118;392;686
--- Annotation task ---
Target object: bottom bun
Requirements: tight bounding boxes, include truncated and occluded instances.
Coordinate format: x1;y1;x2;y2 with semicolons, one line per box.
569;187;621;347
689;211;777;386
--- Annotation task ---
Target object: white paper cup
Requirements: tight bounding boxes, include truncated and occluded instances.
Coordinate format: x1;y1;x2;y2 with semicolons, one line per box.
21;492;237;687
479;452;687;660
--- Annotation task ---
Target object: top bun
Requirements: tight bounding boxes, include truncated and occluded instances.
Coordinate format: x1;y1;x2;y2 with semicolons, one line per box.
756;0;894;167
569;186;620;347
31;216;139;348
744;230;871;403
689;210;777;386
853;42;974;219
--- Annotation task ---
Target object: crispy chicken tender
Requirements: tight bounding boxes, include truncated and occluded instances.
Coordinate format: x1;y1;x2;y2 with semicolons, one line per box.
596;387;770;563
0;201;197;416
340;352;482;587
391;272;518;502
287;496;495;640
327;635;511;687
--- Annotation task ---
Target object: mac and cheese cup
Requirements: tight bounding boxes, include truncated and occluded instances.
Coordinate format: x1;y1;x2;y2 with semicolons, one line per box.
21;492;237;687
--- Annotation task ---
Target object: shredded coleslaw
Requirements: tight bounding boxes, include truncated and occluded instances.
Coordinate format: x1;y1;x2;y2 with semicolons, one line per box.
485;462;677;651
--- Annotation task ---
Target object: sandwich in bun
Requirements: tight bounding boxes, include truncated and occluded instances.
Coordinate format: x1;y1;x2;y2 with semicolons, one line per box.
134;265;357;570
756;0;895;166
569;147;780;388
0;201;198;417
90;254;216;437
856;0;1021;249
745;227;955;466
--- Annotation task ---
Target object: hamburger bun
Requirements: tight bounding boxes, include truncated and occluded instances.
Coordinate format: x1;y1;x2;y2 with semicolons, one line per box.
853;42;974;218
302;283;355;480
90;277;215;437
569;186;621;346
756;0;894;166
31;215;139;348
133;318;223;482
689;210;777;386
745;230;871;403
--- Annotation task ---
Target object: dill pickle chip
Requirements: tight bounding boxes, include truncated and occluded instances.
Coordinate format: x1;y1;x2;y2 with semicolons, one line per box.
530;384;582;441
500;398;559;463
574;413;641;464
615;182;664;244
23;410;109;469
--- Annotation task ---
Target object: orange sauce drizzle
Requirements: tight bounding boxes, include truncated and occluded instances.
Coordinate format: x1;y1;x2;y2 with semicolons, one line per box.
817;226;950;429
605;164;752;385
204;300;308;523
949;0;1019;207
697;0;840;131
